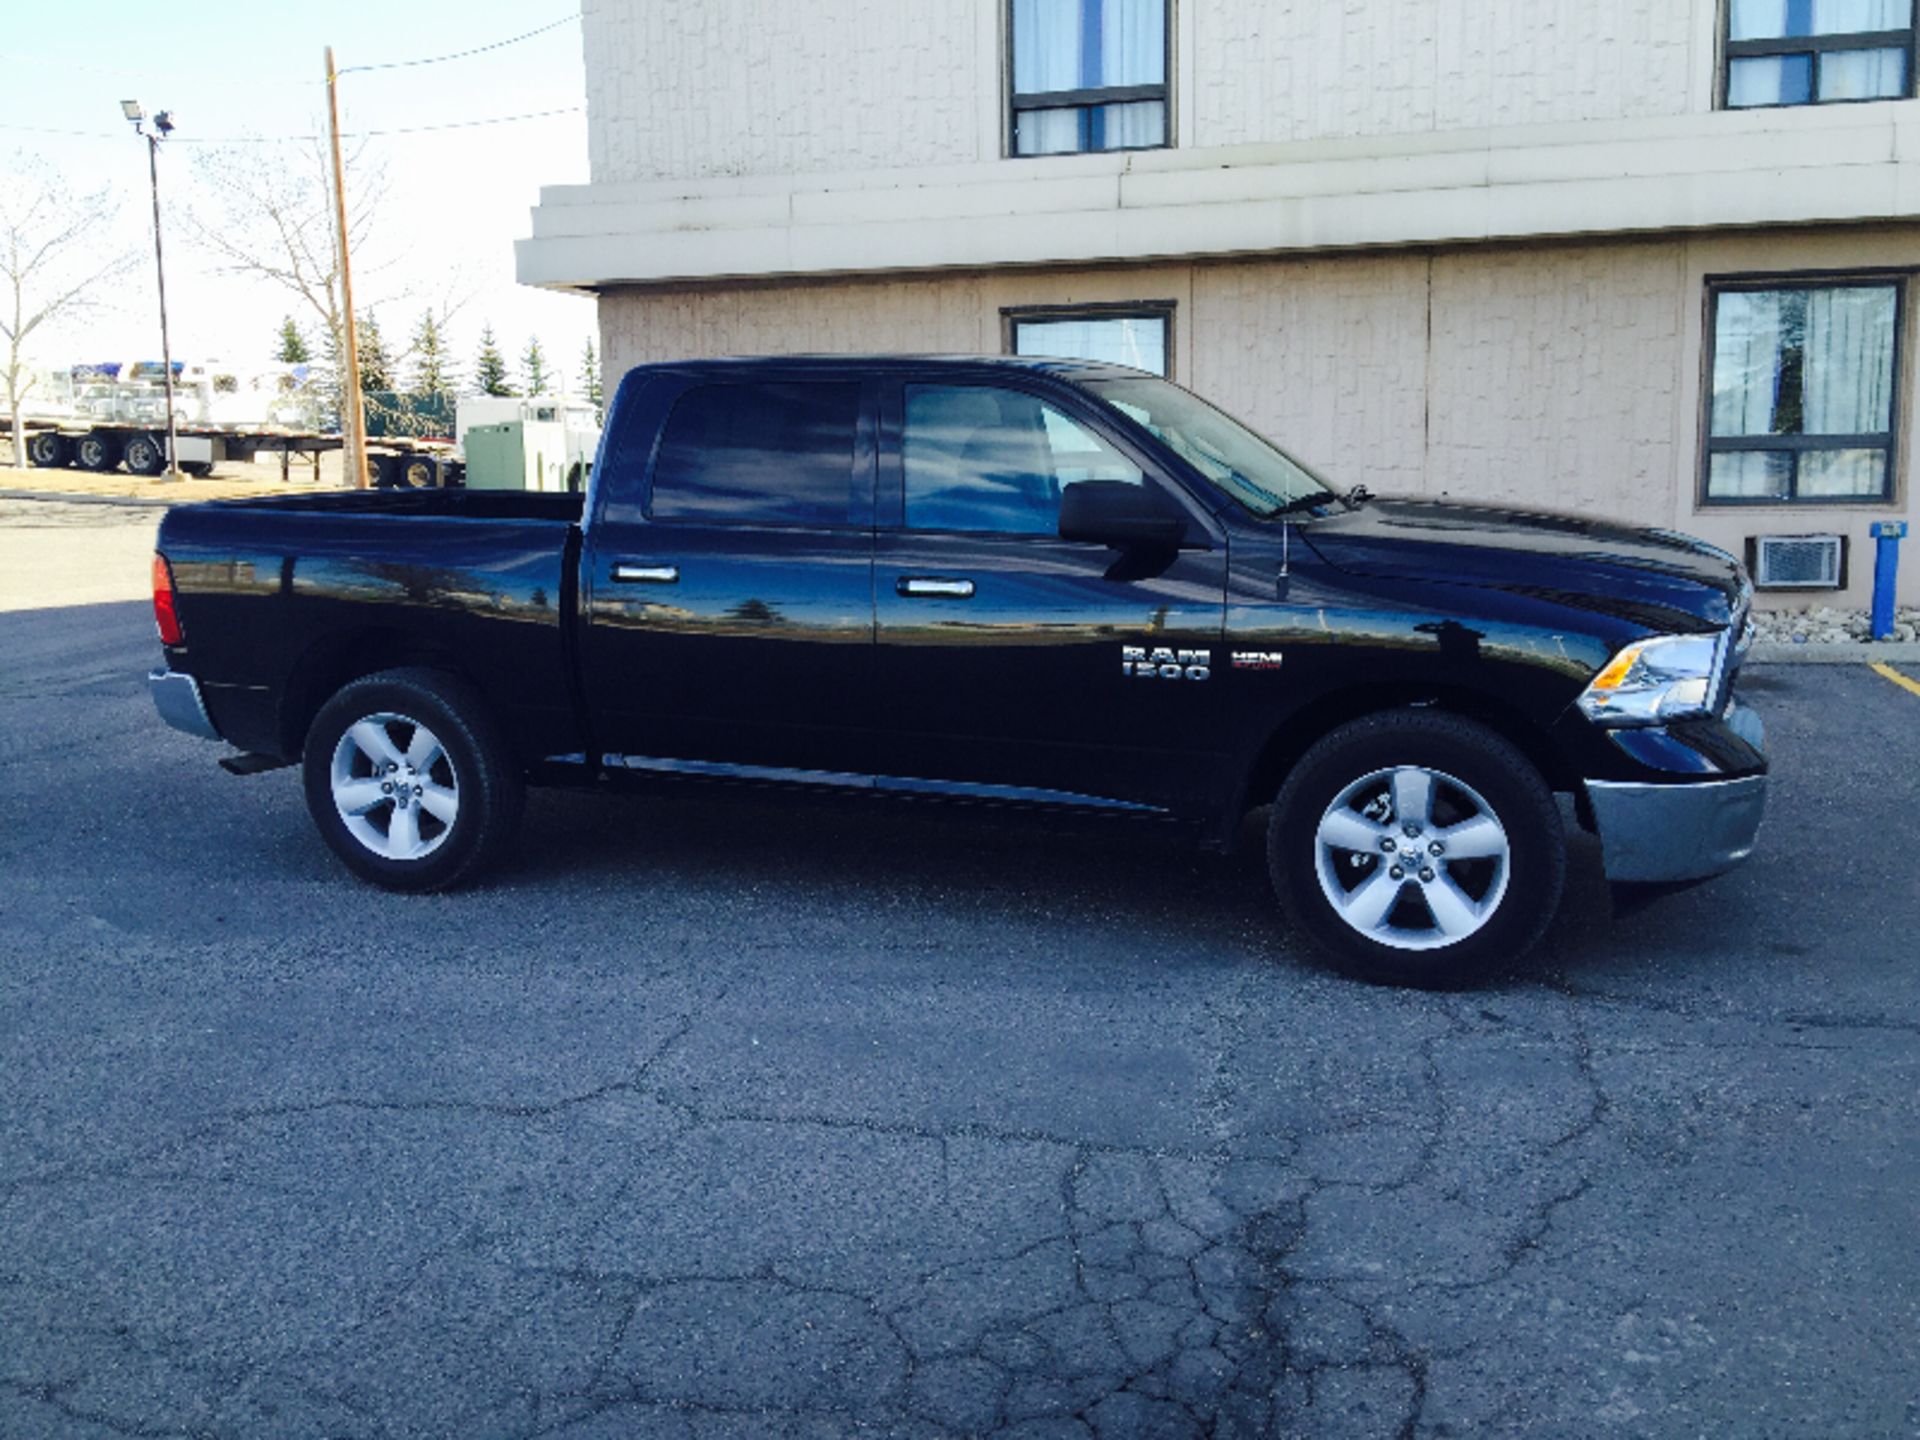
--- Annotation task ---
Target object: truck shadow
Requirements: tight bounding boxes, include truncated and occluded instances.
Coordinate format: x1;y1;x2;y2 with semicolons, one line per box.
508;780;1624;985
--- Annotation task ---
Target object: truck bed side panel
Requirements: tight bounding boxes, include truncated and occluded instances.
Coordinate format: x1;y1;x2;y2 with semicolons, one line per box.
158;496;582;763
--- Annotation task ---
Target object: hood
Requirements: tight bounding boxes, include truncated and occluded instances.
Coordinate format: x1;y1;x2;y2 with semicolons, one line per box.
1296;497;1747;632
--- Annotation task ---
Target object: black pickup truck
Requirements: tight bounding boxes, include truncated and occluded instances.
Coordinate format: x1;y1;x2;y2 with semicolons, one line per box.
150;355;1765;983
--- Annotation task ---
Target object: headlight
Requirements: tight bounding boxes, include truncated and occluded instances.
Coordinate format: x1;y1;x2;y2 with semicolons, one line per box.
1577;632;1724;726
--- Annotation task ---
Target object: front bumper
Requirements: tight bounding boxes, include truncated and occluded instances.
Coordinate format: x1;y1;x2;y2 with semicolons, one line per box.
149;668;222;742
1586;772;1766;883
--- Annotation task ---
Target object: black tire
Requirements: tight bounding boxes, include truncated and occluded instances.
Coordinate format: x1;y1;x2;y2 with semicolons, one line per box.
1268;709;1564;987
399;455;438;489
26;431;72;468
181;461;214;478
74;431;124;472
123;433;167;477
370;454;403;489
302;667;524;891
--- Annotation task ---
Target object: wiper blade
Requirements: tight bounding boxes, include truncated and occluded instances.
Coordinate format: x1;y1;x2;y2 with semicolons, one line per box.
1272;490;1338;516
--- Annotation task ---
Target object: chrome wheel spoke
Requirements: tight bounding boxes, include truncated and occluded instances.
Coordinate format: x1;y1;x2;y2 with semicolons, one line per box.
1337;869;1404;932
1434;814;1506;860
419;781;458;824
1317;808;1389;853
405;727;444;772
349;719;404;769
386;801;421;858
334;778;389;816
1390;767;1433;828
1423;875;1482;938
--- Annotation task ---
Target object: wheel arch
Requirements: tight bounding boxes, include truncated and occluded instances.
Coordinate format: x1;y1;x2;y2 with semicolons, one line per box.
277;628;487;760
1230;682;1574;838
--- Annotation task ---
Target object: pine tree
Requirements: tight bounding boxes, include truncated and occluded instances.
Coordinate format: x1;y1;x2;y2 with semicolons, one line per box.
408;310;456;400
474;326;514;397
274;316;310;365
521;335;549;397
356;312;394;394
579;336;602;409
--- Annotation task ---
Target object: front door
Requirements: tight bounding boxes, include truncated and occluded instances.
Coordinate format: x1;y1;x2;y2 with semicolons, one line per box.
580;375;877;777
871;379;1229;816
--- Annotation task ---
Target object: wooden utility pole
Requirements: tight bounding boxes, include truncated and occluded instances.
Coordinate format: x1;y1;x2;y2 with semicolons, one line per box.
325;45;368;489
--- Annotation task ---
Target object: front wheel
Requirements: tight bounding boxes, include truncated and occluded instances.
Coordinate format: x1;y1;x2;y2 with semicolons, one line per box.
1268;710;1564;986
302;667;524;891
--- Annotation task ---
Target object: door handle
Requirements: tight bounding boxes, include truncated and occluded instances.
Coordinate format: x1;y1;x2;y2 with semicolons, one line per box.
612;563;679;584
897;576;975;599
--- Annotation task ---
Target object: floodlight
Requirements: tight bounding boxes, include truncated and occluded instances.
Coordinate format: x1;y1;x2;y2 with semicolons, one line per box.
153;111;175;136
120;100;145;123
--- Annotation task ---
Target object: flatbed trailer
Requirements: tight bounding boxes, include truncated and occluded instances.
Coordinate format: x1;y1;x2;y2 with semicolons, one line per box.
15;417;462;487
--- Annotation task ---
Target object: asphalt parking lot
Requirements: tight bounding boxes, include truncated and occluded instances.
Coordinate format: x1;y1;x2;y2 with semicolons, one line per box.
2;498;1918;1438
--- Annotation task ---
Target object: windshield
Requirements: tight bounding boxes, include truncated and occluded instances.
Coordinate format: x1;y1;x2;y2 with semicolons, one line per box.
1086;376;1339;517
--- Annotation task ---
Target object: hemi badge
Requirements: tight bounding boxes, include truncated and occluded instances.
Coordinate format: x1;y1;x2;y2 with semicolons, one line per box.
1232;651;1285;670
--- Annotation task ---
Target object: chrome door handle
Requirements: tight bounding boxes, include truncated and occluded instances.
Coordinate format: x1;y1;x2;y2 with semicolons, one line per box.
612;563;679;584
898;576;974;599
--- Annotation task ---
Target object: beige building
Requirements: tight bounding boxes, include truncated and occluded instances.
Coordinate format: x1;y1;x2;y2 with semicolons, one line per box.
518;0;1920;607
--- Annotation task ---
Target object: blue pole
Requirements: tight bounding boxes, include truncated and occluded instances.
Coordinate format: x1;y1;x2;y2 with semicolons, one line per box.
1870;520;1907;641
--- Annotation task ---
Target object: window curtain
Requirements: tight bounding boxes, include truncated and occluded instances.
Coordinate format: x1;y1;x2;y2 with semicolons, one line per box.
1731;0;1912;39
1818;47;1907;98
1803;286;1895;435
1711;291;1792;436
1014;0;1164;93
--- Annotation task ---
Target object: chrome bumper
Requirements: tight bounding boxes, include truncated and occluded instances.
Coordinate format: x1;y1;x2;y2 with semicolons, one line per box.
148;668;221;742
1586;773;1767;883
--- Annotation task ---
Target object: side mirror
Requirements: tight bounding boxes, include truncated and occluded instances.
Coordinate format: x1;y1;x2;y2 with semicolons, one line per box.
1058;481;1187;549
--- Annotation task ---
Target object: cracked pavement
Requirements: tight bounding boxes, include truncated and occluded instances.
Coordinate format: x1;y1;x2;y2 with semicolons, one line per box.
2;502;1918;1437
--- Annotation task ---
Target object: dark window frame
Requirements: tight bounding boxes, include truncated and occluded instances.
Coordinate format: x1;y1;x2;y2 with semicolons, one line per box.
1002;301;1178;379
1006;0;1174;158
1698;272;1905;508
1720;1;1917;109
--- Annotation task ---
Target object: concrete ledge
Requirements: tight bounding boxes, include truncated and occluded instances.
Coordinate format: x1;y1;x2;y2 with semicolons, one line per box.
1750;642;1920;664
520;102;1920;290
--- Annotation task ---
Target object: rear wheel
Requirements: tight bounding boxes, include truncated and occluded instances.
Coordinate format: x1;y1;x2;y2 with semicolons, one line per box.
302;668;524;891
180;461;214;478
74;431;124;472
26;431;72;468
123;432;167;476
1268;709;1564;986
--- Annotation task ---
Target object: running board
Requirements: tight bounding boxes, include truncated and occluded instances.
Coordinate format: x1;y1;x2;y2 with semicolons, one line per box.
602;752;1162;814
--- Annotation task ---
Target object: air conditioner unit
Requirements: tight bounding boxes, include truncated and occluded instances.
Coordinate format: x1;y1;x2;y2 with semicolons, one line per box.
1747;533;1845;590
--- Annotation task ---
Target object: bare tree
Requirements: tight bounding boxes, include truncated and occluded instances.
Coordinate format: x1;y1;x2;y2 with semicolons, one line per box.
186;137;392;422
0;156;135;466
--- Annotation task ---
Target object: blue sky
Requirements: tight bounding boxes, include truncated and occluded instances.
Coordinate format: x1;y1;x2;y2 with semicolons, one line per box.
1;1;595;388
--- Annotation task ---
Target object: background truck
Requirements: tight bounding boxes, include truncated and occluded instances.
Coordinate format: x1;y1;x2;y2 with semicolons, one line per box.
13;361;599;489
146;354;1766;985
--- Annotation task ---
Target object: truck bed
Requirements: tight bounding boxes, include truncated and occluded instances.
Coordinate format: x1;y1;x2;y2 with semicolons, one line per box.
157;490;586;764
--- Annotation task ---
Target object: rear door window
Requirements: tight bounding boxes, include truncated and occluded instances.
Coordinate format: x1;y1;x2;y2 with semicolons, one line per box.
650;381;861;526
901;384;1143;536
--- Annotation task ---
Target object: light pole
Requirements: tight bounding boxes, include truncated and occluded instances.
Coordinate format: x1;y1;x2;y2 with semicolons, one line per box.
121;100;181;481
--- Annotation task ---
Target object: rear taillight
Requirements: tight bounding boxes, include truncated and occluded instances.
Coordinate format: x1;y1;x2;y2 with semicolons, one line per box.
152;553;184;646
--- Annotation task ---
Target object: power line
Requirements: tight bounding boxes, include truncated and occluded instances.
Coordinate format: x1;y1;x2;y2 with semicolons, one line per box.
336;13;579;75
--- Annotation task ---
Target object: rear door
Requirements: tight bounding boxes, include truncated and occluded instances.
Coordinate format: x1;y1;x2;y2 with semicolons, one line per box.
579;374;877;776
870;377;1230;815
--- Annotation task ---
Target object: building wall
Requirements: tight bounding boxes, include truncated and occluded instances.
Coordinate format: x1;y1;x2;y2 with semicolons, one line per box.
599;227;1919;608
1187;0;1705;148
581;0;1719;186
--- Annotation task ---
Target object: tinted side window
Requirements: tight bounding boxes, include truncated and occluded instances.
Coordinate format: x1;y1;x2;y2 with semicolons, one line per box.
903;384;1143;536
651;381;860;526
